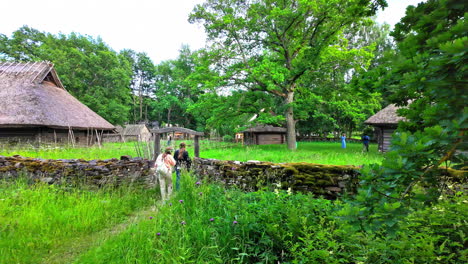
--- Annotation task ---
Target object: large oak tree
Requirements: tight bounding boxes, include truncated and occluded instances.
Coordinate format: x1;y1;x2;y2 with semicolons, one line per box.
190;0;387;149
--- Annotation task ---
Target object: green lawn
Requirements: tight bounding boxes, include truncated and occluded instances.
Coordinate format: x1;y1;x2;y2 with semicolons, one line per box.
0;140;383;166
200;141;382;165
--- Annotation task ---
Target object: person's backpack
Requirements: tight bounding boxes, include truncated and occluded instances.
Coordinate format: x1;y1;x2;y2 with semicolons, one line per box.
155;156;169;174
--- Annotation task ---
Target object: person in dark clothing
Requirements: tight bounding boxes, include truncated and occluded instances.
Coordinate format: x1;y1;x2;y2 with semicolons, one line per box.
174;142;191;190
361;134;370;152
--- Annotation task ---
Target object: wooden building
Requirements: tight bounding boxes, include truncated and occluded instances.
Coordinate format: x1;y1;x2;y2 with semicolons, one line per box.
0;61;115;145
242;125;287;145
365;104;406;152
116;124;152;142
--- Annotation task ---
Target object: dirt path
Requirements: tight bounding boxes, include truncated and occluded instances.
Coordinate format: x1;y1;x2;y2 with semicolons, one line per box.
41;203;160;264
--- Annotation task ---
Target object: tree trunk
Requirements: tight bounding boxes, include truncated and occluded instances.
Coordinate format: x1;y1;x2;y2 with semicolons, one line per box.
167;107;172;125
132;95;137;123
139;90;143;121
285;91;296;150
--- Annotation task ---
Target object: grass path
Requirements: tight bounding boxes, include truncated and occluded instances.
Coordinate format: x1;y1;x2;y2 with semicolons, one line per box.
42;203;161;264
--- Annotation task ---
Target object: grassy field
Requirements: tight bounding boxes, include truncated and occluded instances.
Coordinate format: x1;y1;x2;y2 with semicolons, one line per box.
1;173;465;263
0;140;383;165
3;141;462;263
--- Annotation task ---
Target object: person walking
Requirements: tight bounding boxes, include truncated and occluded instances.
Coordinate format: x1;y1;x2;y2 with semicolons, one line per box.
174;142;191;191
362;134;370;152
154;147;176;201
341;133;346;149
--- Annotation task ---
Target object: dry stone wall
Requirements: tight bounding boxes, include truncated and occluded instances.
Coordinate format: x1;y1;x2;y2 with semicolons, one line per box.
193;158;360;198
0;155;360;198
2;156;463;198
0;155;153;186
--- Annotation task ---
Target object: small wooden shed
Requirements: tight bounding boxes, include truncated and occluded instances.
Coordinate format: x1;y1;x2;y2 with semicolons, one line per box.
365;104;406;152
0;61;114;145
116;124;152;142
242;125;287;145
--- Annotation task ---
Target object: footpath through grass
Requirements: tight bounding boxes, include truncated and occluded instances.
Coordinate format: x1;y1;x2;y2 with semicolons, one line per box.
0;178;158;264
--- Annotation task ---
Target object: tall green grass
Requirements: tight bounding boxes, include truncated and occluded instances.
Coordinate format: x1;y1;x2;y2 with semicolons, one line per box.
0;178;158;264
75;173;467;263
0;142;138;160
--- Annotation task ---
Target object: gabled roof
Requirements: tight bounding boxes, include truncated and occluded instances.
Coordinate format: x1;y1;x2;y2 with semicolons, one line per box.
365;104;406;125
116;124;150;136
0;61;114;130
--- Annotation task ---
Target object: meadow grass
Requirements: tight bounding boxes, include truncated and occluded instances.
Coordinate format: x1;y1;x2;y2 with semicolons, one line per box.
0;178;158;264
200;141;382;165
0;140;382;166
74;172;467;264
75;173;336;263
5;140;447;263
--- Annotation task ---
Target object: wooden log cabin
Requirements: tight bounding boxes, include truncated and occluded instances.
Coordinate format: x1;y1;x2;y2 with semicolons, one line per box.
365;104;406;152
242;125;287;145
0;61;115;145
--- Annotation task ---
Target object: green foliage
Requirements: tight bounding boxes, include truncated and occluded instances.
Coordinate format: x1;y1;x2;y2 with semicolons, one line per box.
190;0;387;149
348;0;467;234
222;134;234;142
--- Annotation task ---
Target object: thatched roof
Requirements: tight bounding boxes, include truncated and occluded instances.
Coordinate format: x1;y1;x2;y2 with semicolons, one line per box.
242;125;287;133
365;104;406;125
116;124;150;136
0;61;114;130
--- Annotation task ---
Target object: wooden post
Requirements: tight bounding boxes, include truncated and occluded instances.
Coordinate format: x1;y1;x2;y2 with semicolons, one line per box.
194;135;200;158
154;133;160;160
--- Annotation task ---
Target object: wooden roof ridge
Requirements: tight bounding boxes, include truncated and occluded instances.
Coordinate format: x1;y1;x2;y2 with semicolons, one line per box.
0;61;64;89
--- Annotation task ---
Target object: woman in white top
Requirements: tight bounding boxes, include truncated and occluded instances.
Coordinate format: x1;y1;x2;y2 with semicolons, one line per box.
155;147;176;200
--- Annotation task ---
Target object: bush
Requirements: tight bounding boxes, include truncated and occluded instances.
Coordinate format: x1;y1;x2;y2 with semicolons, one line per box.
76;174;467;263
222;135;234;142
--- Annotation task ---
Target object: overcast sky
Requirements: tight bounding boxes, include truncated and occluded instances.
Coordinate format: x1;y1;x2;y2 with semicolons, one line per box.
0;0;424;64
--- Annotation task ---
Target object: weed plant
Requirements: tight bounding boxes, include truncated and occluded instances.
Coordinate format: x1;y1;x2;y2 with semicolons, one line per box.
0;178;158;264
76;173;467;263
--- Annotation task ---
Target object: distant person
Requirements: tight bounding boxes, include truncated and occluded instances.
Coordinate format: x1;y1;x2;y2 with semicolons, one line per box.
167;135;172;146
154;147;176;201
341;133;346;149
174;142;191;191
361;134;370;152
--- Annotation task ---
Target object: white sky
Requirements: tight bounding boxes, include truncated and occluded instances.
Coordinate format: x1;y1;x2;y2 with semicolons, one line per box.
0;0;424;64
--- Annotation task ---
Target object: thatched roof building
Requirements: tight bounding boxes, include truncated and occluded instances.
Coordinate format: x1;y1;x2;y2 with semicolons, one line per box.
365;104;406;126
242;125;287;145
0;61;114;144
365;104;406;152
